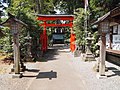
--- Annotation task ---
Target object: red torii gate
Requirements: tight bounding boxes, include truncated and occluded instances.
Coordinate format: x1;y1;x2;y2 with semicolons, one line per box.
37;14;75;52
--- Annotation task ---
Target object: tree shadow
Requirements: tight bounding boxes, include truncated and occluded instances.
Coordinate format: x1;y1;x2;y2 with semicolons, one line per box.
38;44;70;62
50;44;70;53
36;70;57;80
107;67;120;77
42;49;59;61
25;69;40;72
22;70;57;79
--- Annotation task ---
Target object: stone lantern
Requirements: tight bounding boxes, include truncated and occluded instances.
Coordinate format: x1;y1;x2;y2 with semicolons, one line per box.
84;32;95;61
24;32;33;62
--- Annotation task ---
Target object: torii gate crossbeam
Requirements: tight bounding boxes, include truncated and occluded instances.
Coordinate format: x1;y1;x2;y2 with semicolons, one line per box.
37;14;75;53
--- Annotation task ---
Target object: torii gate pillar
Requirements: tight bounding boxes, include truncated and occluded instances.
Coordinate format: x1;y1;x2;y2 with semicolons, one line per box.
37;14;75;53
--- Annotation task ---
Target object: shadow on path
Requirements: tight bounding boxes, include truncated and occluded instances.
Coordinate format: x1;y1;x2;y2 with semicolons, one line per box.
25;69;40;72
40;44;70;62
36;70;57;80
22;70;57;80
42;48;59;61
107;67;120;77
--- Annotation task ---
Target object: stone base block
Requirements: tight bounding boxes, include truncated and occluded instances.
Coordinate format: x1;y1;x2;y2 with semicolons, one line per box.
84;54;95;62
96;73;107;79
12;73;22;78
93;64;99;72
80;53;86;61
11;66;26;73
93;64;108;72
11;68;14;72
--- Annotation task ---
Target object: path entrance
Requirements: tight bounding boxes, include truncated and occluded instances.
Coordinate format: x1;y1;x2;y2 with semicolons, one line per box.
27;44;86;90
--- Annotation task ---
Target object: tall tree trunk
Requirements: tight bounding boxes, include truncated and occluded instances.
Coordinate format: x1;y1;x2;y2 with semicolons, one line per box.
36;0;41;14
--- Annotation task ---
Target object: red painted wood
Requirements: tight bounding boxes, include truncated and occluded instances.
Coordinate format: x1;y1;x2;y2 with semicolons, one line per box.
39;23;73;27
38;15;75;52
37;17;74;21
70;33;76;52
40;25;48;52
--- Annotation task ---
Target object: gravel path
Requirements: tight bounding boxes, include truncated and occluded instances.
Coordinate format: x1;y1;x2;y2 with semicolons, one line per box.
1;44;120;90
27;45;86;90
69;54;120;90
27;44;120;90
0;62;39;90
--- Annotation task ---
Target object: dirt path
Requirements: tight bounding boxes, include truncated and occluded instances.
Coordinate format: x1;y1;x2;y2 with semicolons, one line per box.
27;44;86;90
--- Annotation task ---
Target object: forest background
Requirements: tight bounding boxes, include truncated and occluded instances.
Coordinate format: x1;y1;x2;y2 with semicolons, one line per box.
0;0;120;61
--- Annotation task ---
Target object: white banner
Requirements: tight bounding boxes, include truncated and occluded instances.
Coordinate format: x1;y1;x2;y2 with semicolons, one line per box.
112;35;120;50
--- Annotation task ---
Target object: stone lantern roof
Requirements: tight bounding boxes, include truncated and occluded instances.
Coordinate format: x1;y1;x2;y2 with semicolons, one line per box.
1;12;27;28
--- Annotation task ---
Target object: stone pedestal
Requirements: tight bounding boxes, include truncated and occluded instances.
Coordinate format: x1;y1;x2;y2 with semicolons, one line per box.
84;46;95;61
96;73;107;79
74;46;81;57
20;59;26;72
93;57;108;72
11;60;26;73
12;73;22;78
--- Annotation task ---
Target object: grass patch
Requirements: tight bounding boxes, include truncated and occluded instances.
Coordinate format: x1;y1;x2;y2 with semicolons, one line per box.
0;52;13;64
0;56;7;60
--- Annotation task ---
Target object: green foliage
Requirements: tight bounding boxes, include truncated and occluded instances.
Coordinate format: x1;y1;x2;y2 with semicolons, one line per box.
0;27;12;53
40;0;55;14
6;0;41;60
89;0;120;20
6;0;58;60
73;8;86;45
54;0;84;14
91;31;99;53
1;0;119;58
